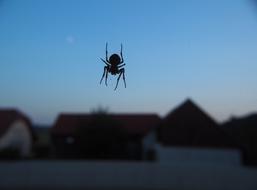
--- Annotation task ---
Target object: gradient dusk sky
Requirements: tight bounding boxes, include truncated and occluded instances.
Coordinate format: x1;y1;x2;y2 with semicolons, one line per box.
0;0;257;125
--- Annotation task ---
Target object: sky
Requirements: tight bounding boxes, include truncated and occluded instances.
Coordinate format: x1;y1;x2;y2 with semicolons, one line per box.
0;0;257;125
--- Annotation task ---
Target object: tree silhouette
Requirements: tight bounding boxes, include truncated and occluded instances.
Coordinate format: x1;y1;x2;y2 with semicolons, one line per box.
76;111;128;160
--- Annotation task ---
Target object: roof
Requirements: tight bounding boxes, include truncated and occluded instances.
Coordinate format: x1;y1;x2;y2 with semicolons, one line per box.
0;109;32;138
222;113;257;144
163;98;218;126
52;113;161;137
222;113;257;128
159;99;238;148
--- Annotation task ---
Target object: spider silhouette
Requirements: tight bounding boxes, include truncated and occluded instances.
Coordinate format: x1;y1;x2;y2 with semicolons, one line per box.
100;43;126;90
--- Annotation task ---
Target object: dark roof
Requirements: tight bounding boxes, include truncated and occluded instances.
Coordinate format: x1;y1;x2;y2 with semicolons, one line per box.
159;99;238;148
223;113;257;128
222;113;257;144
0;109;32;138
52;114;91;136
52;113;161;137
163;99;218;127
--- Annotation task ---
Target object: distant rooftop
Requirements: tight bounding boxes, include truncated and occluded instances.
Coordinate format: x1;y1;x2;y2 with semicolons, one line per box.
52;113;161;137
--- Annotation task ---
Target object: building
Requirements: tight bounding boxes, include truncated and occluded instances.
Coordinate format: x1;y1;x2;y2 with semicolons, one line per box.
51;113;161;160
0;109;34;158
222;113;257;165
157;99;241;165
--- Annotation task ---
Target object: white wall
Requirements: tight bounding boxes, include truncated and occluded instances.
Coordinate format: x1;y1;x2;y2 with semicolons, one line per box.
0;120;32;157
156;145;241;166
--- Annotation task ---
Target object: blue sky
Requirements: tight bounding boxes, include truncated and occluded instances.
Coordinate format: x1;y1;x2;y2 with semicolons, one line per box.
0;0;257;125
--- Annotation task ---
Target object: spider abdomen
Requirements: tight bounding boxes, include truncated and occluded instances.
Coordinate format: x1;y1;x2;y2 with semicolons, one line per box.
109;66;119;75
109;54;121;65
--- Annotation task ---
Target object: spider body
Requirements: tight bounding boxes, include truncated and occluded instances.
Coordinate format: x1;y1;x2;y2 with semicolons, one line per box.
100;43;126;90
109;54;121;66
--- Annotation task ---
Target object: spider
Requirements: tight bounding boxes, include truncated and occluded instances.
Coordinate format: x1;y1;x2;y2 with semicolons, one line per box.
100;43;126;90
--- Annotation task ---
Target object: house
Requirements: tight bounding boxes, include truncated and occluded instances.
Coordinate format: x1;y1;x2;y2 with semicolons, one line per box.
159;99;238;147
222;113;257;166
51;113;161;160
0;109;34;158
157;99;242;165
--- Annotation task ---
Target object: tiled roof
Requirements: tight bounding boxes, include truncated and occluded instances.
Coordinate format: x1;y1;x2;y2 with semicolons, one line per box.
52;113;161;137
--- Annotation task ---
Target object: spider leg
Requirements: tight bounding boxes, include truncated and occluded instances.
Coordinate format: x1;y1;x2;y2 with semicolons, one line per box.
100;66;108;85
118;64;125;68
114;73;122;90
120;43;124;63
121;68;126;88
100;58;110;66
104;66;109;86
114;68;126;90
105;42;109;62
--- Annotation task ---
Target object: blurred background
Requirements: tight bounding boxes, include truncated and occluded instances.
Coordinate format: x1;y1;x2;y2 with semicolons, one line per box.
0;0;257;189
